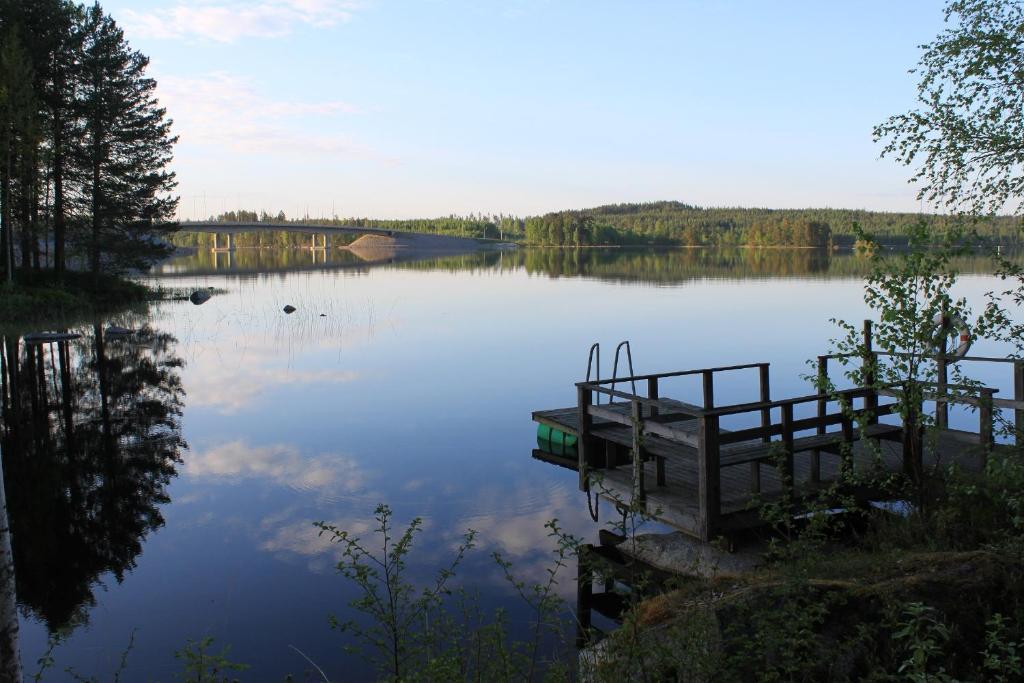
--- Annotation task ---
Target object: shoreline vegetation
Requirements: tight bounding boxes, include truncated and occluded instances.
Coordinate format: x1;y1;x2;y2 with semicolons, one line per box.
170;202;1023;250
0;270;161;328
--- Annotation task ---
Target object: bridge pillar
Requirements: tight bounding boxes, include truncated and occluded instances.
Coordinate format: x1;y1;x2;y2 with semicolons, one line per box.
227;233;234;251
325;234;331;250
212;233;219;250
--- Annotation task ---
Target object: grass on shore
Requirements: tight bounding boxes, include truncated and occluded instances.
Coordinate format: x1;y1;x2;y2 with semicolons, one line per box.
0;269;154;329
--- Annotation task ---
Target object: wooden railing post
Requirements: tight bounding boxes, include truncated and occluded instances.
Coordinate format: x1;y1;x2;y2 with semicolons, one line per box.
754;363;770;493
840;401;855;478
648;377;666;487
577;385;592;491
631;399;645;502
780;403;795;490
813;355;827;484
979;387;995;468
863;320;878;424
697;414;721;542
936;352;949;429
1015;361;1024;447
647;377;659;417
902;382;923;483
702;370;715;409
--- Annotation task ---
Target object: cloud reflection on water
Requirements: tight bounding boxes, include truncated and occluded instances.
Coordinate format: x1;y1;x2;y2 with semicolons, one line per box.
186;440;366;494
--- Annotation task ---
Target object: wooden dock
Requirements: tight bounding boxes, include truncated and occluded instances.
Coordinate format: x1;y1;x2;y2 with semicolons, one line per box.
533;328;1024;542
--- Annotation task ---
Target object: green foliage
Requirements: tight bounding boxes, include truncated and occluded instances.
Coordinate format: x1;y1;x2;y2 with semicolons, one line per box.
174;637;249;683
875;0;1024;215
0;269;152;327
315;504;477;681
316;504;585;682
892;602;955;682
982;613;1024;681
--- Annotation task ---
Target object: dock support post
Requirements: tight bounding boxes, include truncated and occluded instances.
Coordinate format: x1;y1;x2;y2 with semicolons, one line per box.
863;320;878;424
577;385;592;492
780;403;795;492
697;414;720;542
702;370;714;409
841;411;854;477
812;356;827;484
631;399;645;502
1015;361;1024;446
648;377;665;486
936;353;949;429
979;387;995;468
902;382;923;484
754;363;770;493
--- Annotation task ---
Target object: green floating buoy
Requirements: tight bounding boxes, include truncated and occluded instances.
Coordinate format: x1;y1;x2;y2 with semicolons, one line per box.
537;423;578;456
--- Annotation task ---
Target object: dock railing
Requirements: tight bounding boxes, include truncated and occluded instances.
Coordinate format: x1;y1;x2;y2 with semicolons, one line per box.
574;345;1024;541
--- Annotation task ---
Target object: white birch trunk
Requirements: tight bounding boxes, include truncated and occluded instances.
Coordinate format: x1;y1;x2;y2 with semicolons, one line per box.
0;445;22;683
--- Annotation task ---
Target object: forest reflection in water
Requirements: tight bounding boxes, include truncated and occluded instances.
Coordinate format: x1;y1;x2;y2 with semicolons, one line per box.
0;322;185;633
154;244;1013;284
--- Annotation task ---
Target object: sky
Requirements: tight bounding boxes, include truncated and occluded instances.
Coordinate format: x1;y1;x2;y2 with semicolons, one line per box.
103;0;951;220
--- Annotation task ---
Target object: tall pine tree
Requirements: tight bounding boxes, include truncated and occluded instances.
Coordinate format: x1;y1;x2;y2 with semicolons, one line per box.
77;3;177;278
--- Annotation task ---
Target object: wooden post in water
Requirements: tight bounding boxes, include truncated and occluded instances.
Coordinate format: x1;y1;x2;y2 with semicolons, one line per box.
577;385;592;492
697;414;721;542
631;399;645;502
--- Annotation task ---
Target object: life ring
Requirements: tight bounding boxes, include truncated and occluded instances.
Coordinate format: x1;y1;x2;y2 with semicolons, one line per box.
931;312;972;358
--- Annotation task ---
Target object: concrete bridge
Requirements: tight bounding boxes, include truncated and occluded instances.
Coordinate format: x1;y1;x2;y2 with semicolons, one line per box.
177;221;401;251
175;221;497;261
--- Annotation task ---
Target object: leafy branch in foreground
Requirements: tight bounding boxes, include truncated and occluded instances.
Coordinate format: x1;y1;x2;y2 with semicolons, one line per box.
874;0;1024;215
315;504;476;682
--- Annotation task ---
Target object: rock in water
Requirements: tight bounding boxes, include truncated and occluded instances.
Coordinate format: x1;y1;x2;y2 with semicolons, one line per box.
283;305;296;314
319;313;326;317
190;290;211;305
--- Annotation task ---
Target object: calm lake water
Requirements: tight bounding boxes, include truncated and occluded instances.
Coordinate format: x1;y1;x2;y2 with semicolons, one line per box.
4;246;1017;680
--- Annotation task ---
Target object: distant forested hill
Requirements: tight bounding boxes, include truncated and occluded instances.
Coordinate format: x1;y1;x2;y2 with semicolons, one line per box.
182;202;1022;248
524;201;1019;246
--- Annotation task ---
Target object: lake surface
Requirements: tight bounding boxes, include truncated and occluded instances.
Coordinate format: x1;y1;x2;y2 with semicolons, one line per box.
4;246;1017;680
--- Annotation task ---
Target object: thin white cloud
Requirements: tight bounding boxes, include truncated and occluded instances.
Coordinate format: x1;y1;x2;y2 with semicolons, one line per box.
156;71;383;158
122;0;360;43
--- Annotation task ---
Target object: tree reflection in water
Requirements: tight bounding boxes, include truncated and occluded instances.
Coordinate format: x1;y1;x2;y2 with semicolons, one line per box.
0;322;185;633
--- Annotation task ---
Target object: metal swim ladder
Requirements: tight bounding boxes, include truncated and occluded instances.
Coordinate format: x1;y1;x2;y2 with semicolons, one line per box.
585;341;636;405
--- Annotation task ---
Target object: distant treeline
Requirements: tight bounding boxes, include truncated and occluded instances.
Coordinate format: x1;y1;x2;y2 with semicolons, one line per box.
181;202;1022;248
